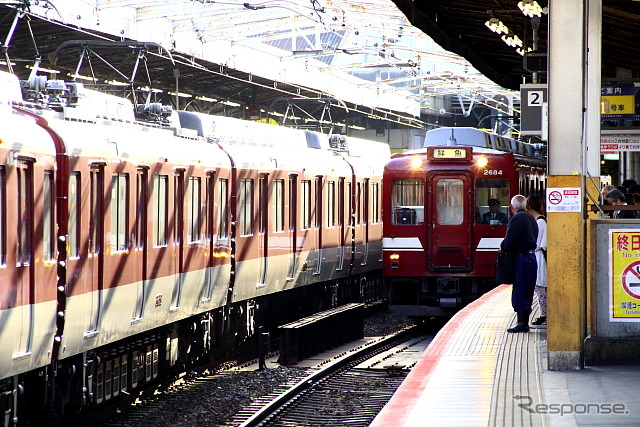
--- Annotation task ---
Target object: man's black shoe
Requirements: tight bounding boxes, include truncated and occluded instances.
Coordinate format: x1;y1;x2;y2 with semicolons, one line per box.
531;316;546;326
507;323;529;333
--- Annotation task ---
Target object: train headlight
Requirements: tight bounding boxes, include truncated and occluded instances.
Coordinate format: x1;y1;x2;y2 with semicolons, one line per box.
410;156;422;169
390;253;400;268
476;155;488;168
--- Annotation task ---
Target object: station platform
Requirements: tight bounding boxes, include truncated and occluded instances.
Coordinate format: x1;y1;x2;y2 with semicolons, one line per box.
370;284;640;427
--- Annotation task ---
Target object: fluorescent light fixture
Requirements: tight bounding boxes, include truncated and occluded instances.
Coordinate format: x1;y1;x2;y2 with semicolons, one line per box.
518;0;543;18
140;86;164;93
221;100;241;107
168;91;193;98
196;95;218;102
25;64;59;74
68;73;96;81
485;17;509;35
106;79;129;86
501;33;523;48
516;47;533;56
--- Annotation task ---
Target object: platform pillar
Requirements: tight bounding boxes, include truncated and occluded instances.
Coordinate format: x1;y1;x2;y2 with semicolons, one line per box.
547;0;602;370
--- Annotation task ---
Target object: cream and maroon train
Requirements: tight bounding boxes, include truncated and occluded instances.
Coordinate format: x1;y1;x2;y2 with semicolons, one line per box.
0;70;389;426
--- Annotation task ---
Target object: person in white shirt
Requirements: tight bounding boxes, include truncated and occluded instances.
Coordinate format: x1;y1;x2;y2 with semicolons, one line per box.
526;194;547;326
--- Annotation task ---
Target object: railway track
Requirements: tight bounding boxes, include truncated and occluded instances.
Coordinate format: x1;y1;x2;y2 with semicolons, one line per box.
234;328;431;427
98;309;427;427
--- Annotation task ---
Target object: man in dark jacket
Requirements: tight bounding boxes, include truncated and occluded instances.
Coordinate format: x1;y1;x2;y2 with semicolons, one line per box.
606;188;638;219
500;194;538;333
481;198;509;225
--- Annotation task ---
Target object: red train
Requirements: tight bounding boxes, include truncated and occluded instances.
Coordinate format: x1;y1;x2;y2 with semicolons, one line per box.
0;70;389;425
382;127;546;317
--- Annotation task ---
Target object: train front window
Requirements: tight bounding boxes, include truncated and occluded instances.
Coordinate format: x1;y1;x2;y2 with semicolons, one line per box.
436;179;464;225
476;178;510;224
391;178;424;225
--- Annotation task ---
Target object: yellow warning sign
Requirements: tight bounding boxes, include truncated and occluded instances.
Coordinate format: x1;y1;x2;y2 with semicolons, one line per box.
610;230;640;321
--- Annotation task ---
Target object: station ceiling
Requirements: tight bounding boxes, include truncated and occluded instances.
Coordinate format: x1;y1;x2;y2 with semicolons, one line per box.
0;1;524;131
391;0;640;91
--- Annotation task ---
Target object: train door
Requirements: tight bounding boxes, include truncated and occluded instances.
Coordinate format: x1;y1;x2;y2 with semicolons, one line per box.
362;178;370;265
202;172;215;301
337;177;346;271
133;166;148;320
288;174;298;279
88;162;106;334
258;173;268;286
314;176;322;275
428;172;473;271
15;157;35;355
184;172;208;305
171;169;185;309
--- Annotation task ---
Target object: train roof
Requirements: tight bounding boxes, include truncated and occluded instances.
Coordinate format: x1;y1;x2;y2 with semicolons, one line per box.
392;145;507;158
2;70;390;173
424;127;545;159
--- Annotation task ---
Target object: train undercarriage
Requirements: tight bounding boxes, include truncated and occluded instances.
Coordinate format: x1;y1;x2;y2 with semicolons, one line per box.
1;272;383;427
386;276;498;318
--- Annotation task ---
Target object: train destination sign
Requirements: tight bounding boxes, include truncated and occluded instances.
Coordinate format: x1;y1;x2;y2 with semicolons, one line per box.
610;230;640;321
427;147;472;161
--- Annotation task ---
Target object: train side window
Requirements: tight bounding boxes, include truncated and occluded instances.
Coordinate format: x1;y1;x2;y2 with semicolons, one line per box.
475;178;510;223
0;167;4;265
347;182;352;227
371;182;379;224
357;182;362;225
205;173;214;241
326;181;335;228
110;173;129;252
239;179;253;236
391;178;424;225
363;179;370;225
338;178;345;229
174;171;185;246
259;175;268;234
187;176;201;243
153;174;168;247
17;161;34;265
89;166;105;256
301;180;311;229
315;177;322;229
272;179;284;232
135;168;148;251
217;178;228;238
43;171;55;261
436;179;464;225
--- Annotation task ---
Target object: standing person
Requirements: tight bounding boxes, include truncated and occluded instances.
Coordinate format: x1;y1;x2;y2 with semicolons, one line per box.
601;184;616;218
527;195;547;326
606;189;638;219
501;194;538;333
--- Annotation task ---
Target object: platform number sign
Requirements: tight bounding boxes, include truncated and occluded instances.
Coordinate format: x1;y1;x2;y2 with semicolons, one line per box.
527;91;544;107
520;84;548;136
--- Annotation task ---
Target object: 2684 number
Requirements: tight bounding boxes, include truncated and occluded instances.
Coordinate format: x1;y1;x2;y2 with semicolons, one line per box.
483;169;503;175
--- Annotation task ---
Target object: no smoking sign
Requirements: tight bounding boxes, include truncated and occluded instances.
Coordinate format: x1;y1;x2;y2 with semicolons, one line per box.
546;187;581;212
622;261;640;300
